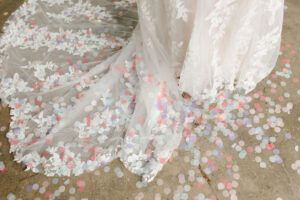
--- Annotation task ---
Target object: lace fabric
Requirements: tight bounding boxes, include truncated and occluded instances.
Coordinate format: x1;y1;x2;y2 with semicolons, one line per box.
179;0;284;101
0;0;284;183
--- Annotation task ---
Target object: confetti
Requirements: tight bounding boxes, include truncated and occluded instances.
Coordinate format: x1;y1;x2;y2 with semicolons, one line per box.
0;2;299;200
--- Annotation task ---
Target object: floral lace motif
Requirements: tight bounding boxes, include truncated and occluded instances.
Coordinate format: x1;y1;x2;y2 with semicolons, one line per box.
0;0;138;177
0;0;284;183
179;0;284;101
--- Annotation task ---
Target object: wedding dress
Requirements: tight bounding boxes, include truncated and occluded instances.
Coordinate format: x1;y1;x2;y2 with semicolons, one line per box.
0;0;284;183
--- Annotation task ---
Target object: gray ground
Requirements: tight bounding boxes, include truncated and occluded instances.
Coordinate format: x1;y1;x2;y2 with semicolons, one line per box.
0;0;299;200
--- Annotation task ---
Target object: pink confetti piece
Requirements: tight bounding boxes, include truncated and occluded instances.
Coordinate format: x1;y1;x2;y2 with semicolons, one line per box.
281;59;290;64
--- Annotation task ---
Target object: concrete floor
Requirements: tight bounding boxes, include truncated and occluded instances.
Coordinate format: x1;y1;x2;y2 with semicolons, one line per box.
0;0;299;200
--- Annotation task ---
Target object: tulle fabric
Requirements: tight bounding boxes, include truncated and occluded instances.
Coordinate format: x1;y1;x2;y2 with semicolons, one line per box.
0;0;284;183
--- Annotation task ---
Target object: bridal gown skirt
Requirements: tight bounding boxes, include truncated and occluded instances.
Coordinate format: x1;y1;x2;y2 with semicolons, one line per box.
0;0;284;183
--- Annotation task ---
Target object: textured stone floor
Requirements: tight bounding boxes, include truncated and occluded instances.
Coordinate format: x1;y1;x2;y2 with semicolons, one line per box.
0;1;299;200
